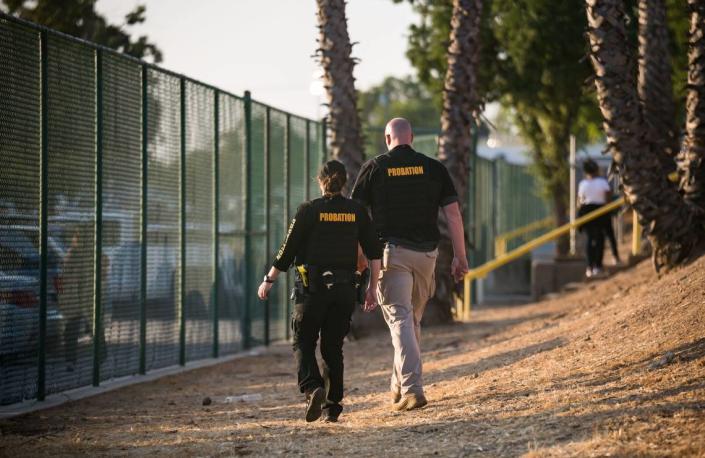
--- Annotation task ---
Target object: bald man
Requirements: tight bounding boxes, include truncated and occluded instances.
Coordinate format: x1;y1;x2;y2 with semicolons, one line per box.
351;118;468;411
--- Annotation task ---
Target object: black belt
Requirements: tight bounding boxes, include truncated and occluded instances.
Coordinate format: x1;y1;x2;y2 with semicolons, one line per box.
307;265;355;290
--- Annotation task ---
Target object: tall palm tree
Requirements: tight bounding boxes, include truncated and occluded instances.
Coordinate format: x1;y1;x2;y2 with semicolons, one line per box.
586;0;704;270
638;0;679;172
426;0;482;323
678;0;705;215
315;0;365;190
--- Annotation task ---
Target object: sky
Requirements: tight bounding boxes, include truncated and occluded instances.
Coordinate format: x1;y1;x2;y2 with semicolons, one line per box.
98;0;417;120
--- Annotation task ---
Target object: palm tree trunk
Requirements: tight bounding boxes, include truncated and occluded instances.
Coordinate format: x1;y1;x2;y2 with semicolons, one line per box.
638;0;679;171
315;0;365;190
438;0;482;209
425;0;482;324
586;0;703;270
678;0;705;215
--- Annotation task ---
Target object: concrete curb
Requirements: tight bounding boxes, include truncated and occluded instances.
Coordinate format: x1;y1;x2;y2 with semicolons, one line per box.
0;346;267;419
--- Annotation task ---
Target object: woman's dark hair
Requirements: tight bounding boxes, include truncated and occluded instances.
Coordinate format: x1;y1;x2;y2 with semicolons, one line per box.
582;159;599;176
318;160;347;195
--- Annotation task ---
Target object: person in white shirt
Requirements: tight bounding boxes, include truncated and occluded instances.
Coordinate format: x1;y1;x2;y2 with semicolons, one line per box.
577;159;611;277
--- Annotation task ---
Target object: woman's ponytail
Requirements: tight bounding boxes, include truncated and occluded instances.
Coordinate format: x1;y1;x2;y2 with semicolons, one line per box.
318;160;348;195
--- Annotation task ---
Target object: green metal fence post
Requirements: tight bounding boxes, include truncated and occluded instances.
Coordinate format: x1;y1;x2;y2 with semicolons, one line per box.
93;49;104;387
37;30;49;401
213;89;220;358
179;77;187;366
304;119;310;201
284;113;291;341
243;90;253;349
264;106;271;347
139;65;148;375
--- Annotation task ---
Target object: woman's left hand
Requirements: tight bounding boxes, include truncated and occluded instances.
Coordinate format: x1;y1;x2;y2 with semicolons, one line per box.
258;281;273;300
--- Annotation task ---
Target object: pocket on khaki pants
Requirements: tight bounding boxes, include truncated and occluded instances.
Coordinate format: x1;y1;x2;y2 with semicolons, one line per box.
412;249;438;309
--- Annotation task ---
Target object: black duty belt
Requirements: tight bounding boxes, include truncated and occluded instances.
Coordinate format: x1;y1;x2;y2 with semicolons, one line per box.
302;265;355;291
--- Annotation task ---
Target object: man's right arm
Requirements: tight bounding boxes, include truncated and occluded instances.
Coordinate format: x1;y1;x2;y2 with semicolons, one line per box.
434;160;467;281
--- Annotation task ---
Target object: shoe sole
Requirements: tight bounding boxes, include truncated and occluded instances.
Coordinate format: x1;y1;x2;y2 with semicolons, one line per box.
305;387;325;422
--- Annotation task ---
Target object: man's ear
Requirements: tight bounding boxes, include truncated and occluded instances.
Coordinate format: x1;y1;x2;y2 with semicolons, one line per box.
410;133;414;144
385;134;391;145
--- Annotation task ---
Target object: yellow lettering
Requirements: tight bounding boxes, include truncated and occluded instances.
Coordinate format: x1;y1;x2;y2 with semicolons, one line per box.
319;212;356;222
276;218;296;260
387;166;424;177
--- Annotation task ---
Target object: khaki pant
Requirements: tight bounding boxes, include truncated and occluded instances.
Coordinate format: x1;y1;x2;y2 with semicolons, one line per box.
377;244;437;396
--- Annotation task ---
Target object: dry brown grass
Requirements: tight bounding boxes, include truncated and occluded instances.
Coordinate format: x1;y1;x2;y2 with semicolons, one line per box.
1;256;704;457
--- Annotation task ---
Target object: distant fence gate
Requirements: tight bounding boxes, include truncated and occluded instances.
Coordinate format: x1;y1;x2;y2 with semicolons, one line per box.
0;14;326;406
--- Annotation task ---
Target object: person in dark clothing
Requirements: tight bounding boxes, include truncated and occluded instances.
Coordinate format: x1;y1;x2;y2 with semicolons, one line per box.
258;160;383;423
598;168;621;265
578;159;612;277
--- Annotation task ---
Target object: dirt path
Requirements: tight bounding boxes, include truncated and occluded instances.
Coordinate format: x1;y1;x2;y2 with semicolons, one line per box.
1;258;704;457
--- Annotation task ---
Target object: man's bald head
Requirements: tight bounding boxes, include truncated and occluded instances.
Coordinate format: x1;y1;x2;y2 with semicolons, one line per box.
385;118;414;150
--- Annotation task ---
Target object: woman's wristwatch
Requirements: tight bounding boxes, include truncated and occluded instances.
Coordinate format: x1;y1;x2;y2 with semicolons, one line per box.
263;275;274;284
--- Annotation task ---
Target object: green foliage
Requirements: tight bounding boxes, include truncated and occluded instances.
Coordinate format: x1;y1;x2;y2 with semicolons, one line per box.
2;0;162;62
358;75;441;156
394;0;500;107
359;75;440;130
665;0;689;124
396;0;690;207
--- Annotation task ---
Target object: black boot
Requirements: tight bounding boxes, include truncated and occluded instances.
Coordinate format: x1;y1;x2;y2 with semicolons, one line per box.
305;387;325;422
322;402;342;422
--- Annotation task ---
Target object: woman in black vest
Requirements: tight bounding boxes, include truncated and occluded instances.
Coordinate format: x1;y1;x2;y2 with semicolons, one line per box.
258;160;382;423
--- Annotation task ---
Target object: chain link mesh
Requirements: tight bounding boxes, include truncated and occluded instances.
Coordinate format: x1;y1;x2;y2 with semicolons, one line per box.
248;102;267;345
100;53;142;381
184;82;215;361
145;69;180;371
0;18;40;405
473;156;496;265
217;94;245;355
267;110;287;341
45;35;97;394
307;122;325;199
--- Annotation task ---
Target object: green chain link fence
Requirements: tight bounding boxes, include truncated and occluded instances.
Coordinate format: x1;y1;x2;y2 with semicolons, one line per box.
0;14;326;406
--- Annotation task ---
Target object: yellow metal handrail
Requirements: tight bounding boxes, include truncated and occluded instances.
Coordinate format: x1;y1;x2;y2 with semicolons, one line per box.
494;217;554;257
456;196;627;321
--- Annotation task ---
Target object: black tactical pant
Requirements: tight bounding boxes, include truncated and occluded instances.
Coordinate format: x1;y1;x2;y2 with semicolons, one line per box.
580;203;606;270
292;283;355;416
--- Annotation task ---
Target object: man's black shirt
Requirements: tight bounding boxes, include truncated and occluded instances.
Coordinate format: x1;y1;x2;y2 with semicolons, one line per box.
272;194;383;272
351;144;458;251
